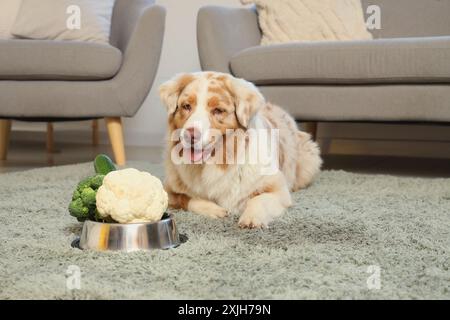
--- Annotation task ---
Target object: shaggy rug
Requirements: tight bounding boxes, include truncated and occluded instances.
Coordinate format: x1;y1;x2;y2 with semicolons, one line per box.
0;162;449;300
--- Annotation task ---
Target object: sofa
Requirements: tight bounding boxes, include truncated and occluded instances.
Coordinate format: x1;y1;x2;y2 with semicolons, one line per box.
0;0;166;165
197;0;450;139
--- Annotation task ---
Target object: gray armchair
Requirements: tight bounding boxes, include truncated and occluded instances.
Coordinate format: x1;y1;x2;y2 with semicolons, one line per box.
0;0;166;165
197;0;450;139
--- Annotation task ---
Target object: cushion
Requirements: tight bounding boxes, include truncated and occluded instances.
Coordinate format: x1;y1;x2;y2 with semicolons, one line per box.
230;36;450;85
0;40;122;80
241;0;372;45
0;0;22;39
11;0;116;44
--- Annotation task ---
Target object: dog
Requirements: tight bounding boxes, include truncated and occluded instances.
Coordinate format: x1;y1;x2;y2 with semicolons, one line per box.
159;72;322;228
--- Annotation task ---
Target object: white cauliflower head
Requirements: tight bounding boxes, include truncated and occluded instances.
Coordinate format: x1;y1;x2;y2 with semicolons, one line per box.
96;168;168;223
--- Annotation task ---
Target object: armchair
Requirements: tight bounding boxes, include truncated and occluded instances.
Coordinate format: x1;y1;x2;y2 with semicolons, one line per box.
0;0;166;165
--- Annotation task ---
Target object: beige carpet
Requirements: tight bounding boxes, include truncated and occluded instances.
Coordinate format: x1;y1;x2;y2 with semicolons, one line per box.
0;162;449;299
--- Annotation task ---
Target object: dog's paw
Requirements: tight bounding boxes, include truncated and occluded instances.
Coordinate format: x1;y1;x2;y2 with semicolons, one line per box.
238;213;268;229
207;207;229;219
188;199;229;219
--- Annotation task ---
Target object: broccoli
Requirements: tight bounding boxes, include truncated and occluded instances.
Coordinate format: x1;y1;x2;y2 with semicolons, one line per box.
68;174;105;222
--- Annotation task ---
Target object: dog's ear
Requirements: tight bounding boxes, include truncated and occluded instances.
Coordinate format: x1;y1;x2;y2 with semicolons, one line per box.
159;73;195;115
224;76;266;128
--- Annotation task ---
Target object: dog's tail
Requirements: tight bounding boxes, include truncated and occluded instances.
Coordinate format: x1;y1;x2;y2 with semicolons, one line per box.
293;131;322;191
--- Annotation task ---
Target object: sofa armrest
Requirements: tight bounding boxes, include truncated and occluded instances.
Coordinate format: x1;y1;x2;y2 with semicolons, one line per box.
197;6;262;73
110;0;166;116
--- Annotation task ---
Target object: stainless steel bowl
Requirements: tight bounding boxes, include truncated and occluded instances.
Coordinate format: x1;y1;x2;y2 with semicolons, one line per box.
79;214;180;252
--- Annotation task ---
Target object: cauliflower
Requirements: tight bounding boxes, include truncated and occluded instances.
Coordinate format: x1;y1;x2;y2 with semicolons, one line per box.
95;168;168;223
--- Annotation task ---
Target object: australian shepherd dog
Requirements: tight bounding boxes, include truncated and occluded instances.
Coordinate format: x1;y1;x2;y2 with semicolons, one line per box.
159;72;322;228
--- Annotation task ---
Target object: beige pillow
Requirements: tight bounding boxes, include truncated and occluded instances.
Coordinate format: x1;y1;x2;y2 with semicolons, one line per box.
0;0;22;39
12;0;116;43
241;0;372;45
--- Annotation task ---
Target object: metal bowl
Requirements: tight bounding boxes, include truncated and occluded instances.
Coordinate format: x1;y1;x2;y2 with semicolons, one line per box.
79;214;180;252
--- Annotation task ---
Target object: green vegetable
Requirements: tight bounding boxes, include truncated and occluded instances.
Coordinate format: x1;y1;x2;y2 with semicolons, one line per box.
68;174;105;222
80;187;96;208
89;174;105;189
94;154;116;175
69;154;118;223
68;198;88;219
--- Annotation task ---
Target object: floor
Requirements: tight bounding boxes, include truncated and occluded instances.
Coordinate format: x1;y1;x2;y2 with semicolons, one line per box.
0;141;164;174
2;159;449;299
1;140;450;177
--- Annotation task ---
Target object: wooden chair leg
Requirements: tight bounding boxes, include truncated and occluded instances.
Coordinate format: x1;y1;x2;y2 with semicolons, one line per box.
92;119;99;146
303;122;318;141
0;119;12;160
46;122;55;153
105;117;126;165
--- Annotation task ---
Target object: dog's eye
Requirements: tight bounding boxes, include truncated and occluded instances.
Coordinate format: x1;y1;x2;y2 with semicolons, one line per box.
212;108;225;115
182;104;191;111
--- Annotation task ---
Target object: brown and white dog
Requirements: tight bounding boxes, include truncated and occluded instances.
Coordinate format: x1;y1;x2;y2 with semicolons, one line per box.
159;72;321;228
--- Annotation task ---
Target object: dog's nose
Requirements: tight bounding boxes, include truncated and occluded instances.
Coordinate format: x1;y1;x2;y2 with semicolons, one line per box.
184;127;201;144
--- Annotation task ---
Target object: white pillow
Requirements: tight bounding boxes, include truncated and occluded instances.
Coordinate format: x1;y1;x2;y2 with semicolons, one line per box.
0;0;22;39
241;0;373;45
11;0;116;43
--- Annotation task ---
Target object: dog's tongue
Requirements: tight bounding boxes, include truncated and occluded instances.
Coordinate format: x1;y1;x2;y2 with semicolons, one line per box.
191;148;203;162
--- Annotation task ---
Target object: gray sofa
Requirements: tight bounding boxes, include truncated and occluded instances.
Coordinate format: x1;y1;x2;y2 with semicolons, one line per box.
197;0;450;138
0;0;166;164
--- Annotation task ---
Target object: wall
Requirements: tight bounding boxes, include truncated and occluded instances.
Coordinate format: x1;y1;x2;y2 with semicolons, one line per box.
11;0;450;159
